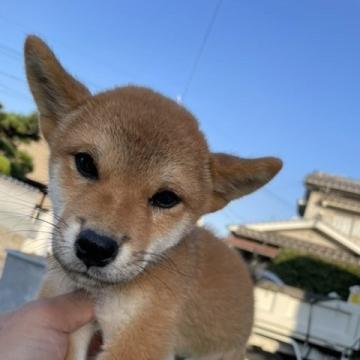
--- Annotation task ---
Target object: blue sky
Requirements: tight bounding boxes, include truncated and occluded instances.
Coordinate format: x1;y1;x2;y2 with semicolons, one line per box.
1;0;360;234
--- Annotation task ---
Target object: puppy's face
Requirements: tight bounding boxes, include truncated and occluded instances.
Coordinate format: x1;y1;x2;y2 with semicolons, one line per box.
25;36;282;287
47;88;212;286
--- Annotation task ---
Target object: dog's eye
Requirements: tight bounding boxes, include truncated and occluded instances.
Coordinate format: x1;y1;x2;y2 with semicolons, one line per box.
149;190;181;209
74;153;98;180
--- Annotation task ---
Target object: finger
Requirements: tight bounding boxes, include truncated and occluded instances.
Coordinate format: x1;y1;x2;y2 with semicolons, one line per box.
37;291;95;333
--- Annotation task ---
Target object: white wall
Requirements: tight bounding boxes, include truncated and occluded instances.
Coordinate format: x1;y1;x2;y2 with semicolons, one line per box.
0;175;43;238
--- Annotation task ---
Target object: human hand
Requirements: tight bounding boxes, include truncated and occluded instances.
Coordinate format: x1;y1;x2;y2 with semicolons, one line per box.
0;292;94;360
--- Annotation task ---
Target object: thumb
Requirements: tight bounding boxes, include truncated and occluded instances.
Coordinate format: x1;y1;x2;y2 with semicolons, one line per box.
36;291;95;333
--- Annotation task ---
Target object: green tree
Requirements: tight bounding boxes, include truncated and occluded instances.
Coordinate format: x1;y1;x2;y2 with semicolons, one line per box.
0;103;39;179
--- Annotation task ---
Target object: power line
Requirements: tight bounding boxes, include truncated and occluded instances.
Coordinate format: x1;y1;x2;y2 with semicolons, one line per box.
180;0;223;101
262;187;294;211
0;42;21;57
0;16;111;90
0;49;21;62
223;206;247;224
0;43;22;62
0;88;33;104
0;82;33;102
0;70;25;83
177;0;293;214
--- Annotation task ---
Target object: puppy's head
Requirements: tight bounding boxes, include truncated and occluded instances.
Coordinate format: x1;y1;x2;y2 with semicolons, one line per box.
25;36;282;287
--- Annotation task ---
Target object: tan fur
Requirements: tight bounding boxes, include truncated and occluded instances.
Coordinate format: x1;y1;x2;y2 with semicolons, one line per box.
25;36;282;360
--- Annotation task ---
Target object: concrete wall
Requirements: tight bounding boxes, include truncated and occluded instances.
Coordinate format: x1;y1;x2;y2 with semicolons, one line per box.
253;283;360;353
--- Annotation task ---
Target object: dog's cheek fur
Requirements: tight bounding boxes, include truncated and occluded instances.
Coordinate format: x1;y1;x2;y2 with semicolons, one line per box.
53;218;83;269
48;161;65;217
48;160;87;271
147;215;192;256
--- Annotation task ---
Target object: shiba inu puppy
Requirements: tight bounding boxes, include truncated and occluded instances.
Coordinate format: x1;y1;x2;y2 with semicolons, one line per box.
24;35;282;360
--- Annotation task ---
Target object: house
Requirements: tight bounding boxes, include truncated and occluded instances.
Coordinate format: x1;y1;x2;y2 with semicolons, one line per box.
228;172;360;359
226;172;360;266
0;137;52;261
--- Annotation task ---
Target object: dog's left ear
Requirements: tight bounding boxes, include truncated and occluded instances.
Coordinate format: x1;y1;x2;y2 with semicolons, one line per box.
24;35;91;141
208;153;282;213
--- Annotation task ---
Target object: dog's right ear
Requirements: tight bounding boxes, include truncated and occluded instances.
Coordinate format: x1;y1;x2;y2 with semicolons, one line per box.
207;153;283;213
24;35;91;141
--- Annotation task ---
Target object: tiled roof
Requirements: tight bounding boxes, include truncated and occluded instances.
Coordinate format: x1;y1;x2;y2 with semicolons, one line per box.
230;226;360;265
306;172;360;196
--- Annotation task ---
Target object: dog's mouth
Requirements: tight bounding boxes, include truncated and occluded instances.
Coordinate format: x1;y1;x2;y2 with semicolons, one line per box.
66;265;124;288
52;252;114;288
67;269;102;288
52;249;145;289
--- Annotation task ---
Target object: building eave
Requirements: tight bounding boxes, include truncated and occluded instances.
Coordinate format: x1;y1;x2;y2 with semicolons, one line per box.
229;217;360;257
229;223;360;265
305;172;360;197
229;219;315;233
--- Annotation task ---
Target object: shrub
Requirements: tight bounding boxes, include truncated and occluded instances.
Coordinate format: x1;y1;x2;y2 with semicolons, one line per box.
0;104;38;179
0;154;10;175
10;150;33;179
268;248;360;300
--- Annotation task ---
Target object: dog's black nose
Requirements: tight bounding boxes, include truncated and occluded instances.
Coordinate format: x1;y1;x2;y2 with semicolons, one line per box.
75;229;119;268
